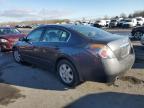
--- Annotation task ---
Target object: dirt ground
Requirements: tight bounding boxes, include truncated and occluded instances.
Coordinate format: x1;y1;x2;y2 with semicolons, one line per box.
0;29;144;108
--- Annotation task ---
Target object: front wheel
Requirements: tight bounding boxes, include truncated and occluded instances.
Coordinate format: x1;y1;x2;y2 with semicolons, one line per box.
134;31;143;40
57;60;80;87
13;49;23;63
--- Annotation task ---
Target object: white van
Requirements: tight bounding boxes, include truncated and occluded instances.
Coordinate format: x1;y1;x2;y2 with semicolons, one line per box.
136;17;144;26
123;18;137;28
96;20;106;27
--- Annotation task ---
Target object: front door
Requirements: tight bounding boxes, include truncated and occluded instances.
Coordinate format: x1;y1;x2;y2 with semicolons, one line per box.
19;28;44;63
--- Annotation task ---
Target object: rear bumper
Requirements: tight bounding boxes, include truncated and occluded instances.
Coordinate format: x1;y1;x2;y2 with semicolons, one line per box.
123;24;133;28
77;53;135;83
101;54;135;82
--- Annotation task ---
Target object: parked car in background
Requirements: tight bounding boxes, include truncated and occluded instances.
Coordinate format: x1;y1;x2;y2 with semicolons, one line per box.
82;22;92;26
0;27;26;52
141;35;144;45
13;24;135;87
131;26;144;40
16;24;33;28
93;20;106;28
123;18;137;28
136;17;144;26
105;20;111;27
117;19;126;28
109;19;118;28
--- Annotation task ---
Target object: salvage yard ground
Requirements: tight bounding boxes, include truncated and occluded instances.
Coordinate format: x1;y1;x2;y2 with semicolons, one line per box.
0;29;144;108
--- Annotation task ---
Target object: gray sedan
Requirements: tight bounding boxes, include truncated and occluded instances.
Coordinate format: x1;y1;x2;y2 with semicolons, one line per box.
13;25;135;87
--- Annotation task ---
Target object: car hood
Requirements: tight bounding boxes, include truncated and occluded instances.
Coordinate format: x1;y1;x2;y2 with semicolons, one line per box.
0;34;26;40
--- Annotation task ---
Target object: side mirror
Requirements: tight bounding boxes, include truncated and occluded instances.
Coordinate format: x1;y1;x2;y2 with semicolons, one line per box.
19;37;29;42
19;37;25;41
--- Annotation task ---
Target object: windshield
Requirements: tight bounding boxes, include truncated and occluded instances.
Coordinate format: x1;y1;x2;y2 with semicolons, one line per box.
0;28;21;35
120;20;125;22
125;19;132;22
137;18;142;21
96;21;101;23
69;25;111;39
111;20;117;22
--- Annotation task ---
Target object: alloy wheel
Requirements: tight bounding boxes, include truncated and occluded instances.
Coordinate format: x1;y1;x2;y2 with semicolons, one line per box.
134;32;143;40
59;64;74;84
14;50;21;62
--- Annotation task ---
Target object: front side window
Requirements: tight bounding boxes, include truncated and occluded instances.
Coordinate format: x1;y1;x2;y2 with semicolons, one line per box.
27;29;43;42
42;28;70;42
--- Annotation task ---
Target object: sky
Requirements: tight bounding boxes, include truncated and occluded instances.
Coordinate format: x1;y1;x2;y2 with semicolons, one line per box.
0;0;144;22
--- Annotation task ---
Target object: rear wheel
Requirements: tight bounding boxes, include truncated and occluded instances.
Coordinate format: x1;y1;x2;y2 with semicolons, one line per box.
13;49;23;63
57;60;80;87
134;31;143;40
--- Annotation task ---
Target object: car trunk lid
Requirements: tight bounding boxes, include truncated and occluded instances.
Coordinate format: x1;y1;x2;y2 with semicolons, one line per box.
90;34;131;60
107;37;131;60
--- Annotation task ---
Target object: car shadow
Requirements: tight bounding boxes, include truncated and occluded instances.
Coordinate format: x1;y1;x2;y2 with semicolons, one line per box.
0;58;68;91
132;45;144;69
133;60;144;69
64;92;144;108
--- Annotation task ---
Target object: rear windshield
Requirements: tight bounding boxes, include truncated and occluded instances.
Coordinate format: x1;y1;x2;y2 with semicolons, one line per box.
69;25;111;39
0;28;21;35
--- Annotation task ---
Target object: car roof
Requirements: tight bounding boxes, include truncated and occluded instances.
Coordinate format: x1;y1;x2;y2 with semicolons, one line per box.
37;24;81;30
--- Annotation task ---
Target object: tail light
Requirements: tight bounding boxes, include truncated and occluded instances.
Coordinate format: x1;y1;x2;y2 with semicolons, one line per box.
98;46;115;59
87;44;115;59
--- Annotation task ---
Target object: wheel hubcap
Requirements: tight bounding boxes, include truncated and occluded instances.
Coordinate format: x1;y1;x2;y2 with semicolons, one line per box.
59;64;74;84
14;50;21;62
134;32;143;39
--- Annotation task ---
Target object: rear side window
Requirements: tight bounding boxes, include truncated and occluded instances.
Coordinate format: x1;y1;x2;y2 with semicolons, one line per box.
70;25;111;39
42;28;70;42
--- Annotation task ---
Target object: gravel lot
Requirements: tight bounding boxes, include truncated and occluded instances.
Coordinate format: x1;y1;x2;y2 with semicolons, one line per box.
0;29;144;108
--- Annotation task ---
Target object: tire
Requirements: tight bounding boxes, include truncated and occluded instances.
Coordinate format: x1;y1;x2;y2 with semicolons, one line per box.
0;47;2;52
57;60;80;87
0;46;4;52
134;31;144;40
13;48;23;63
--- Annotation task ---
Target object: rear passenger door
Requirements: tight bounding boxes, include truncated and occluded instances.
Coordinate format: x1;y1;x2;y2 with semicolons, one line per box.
39;27;70;68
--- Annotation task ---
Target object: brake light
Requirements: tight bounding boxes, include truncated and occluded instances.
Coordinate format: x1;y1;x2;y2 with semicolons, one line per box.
99;48;108;58
98;46;115;59
87;44;115;59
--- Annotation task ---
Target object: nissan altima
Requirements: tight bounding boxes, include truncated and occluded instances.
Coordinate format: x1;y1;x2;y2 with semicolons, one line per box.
13;25;135;87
